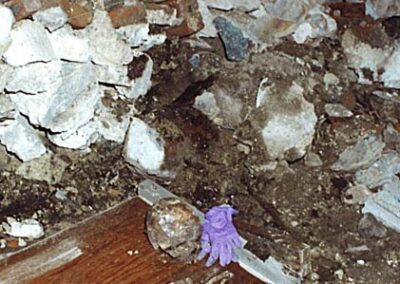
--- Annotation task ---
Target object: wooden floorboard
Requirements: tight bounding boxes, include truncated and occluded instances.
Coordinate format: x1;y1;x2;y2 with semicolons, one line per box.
0;198;263;283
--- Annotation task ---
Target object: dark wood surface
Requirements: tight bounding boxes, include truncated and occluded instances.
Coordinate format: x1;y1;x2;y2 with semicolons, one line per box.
0;198;262;283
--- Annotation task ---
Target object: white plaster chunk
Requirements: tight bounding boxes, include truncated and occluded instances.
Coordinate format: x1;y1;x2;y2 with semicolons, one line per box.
194;91;220;121
0;64;12;93
363;178;400;232
95;64;130;86
145;8;181;26
256;77;269;108
197;0;218;37
2;217;44;239
331;134;385;172
0;115;46;162
49;26;90;62
3;20;56;66
356;151;400;189
292;6;337;44
32;6;68;32
258;81;317;160
83;10;132;66
325;103;353;118
16;152;68;184
341;30;393;85
0;4;15;56
205;0;261;12
117;23;166;51
124;118;166;175
10;62;99;133
116;53;153;99
48;121;99;150
381;47;400;89
5;60;63;94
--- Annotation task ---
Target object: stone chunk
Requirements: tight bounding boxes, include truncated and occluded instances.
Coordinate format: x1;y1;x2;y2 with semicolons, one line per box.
5;60;63;94
0;4;15;56
257;81;317;161
83;10;132;66
10;62;99;133
32;6;68;31
0;115;46;162
124;118;167;176
331;134;385;172
213;17;249;62
49;25;91;62
3;20;56;66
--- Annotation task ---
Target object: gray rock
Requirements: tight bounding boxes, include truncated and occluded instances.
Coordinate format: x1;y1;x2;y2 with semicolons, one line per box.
117;23;166;50
325;103;353;118
3;20;56;66
49;26;90;62
362;178;400;232
331;134;385;172
213;16;249;62
48;120;99;150
116;53;153;99
0;5;14;57
304;152;323;167
95;64;129;86
83;10;132;66
0;115;46;162
124;118;169;177
32;7;68;32
10;62;99;133
5;60;63;94
257;81;317;161
356;151;400;189
358;213;387;239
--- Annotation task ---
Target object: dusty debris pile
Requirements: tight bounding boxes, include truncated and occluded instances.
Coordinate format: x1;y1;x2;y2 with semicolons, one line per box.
1;0;400;283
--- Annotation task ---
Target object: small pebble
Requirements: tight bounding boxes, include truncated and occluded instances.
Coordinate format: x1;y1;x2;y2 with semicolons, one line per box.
357;259;365;265
189;53;200;68
18;238;27;247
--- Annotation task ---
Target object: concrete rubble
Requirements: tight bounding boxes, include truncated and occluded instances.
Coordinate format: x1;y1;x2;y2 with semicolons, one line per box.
342;29;400;88
2;1;400;282
256;80;317;161
0;4;15;57
2;217;44;239
124;118;170;177
331;134;385;172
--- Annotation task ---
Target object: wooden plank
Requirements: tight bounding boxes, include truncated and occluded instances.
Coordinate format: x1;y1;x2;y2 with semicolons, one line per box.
0;198;263;283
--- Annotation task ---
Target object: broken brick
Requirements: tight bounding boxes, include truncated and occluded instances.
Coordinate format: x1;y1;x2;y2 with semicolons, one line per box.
107;2;146;28
4;0;41;20
165;0;204;37
61;0;94;29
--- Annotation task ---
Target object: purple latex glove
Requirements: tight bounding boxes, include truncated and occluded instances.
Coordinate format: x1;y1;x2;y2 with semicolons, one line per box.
197;205;242;267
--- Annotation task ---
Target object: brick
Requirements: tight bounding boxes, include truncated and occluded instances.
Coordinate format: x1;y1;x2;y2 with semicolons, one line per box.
60;0;94;29
107;2;146;28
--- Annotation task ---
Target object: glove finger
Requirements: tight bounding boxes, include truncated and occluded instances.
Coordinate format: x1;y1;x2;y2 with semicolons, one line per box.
206;242;220;267
219;243;231;267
